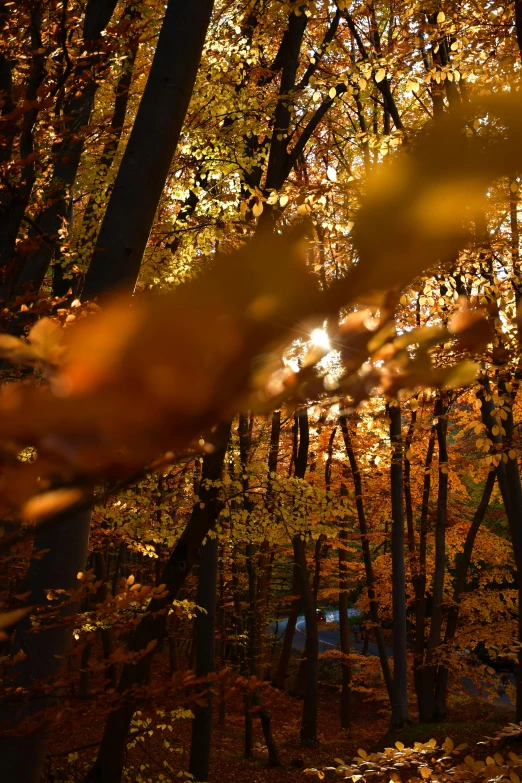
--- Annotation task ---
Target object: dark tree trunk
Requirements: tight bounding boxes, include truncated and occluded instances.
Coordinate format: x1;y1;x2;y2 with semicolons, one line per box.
14;0;119;296
81;3;141;258
434;471;495;711
388;402;411;728
0;1;46;298
419;394;449;722
85;422;230;783
339;412;393;702
188;532;219;782
0;506;92;783
83;0;215;299
291;408;319;745
413;419;436;715
272;563;300;690
480;375;522;719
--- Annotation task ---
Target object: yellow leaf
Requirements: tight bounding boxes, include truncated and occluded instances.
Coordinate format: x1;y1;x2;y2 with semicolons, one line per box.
22;488;84;523
252;201;264;217
327;166;337;182
395;741;404;751
437;10;445;22
375;68;386;83
279;194;289;207
420;767;431;779
329;87;336;99
0;334;38;365
29;317;64;363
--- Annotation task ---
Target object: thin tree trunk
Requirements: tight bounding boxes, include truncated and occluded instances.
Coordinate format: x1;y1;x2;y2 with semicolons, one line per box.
339;412;393;702
339;475;352;730
434;471;495;711
388;402;411;728
414;418;436;716
272;564;300;690
14;0;119;297
420;394;449;721
188;531;219;782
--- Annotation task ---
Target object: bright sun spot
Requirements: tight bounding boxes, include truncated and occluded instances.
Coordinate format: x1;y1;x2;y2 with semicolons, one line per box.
310;328;330;351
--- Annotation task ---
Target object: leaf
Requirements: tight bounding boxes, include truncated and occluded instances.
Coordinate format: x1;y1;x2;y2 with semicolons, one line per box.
437;10;445;22
22;488;84;523
375;68;386;83
329;87;336;99
420;767;431;779
327;166;337;182
28;317;64;364
395;742;404;751
347;94;522;305
252;200;263;217
279;194;289;207
0;335;38;365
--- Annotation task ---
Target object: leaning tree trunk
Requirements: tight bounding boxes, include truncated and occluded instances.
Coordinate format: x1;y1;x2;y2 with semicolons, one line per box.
83;0;215;299
434;471;495;713
85;423;230;783
388;402;411;728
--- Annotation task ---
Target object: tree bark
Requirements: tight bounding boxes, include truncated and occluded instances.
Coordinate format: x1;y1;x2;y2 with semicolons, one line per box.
339;412;393;702
0;505;92;783
85;422;230;783
83;0;215;299
434;471;495;713
388;402;411;728
188;532;219;782
14;0;119;296
419;394;449;721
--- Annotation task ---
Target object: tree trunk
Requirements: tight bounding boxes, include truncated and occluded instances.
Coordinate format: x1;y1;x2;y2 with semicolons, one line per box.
434;471;495;712
272;563;300;690
85;422;230;783
188;532;219;782
388;402;411;728
14;0;119;296
413;418;436;717
339;412;393;702
420;394;449;721
0;505;92;783
82;0;215;299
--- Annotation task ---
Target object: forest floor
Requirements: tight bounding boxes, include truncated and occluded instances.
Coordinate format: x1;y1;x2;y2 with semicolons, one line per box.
45;645;522;782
